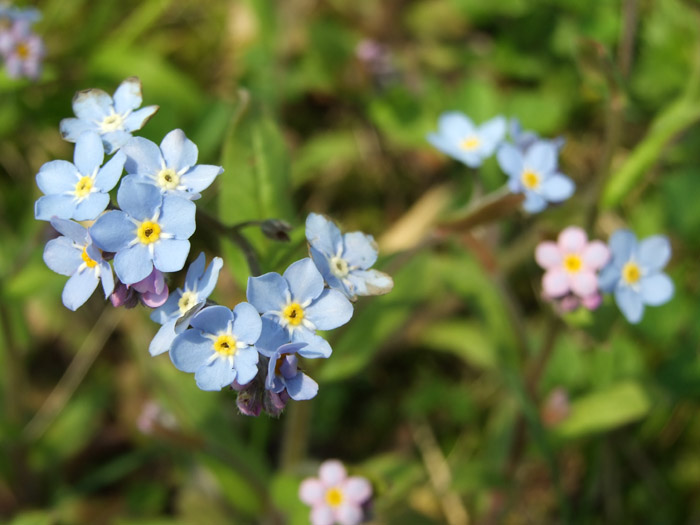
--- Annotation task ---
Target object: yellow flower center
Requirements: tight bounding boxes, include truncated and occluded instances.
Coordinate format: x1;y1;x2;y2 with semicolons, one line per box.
460;136;481;151
157;168;180;190
137;221;161;245
178;291;197;315
521;170;540;189
81;247;97;269
563;254;582;273
100;112;125;133
75;176;94;199
622;261;641;285
325;487;344;508
283;303;305;326
213;334;237;356
16;42;30;59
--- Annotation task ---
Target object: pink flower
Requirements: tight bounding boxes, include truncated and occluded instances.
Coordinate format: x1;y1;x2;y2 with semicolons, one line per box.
299;460;372;525
535;226;610;309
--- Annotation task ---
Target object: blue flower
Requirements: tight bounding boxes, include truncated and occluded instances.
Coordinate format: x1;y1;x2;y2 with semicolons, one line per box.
598;229;674;324
35;132;125;221
247;258;353;359
169;304;261;391
59;77;159;155
0;6;41;24
89;177;196;285
509;118;565;153
0;19;43;79
120;129;223;200
43;218;114;311
305;213;393;300
497;140;575;213
148;253;224;356
427;112;506;168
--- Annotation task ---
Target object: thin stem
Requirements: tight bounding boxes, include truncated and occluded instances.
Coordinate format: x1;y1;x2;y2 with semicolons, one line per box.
280;399;312;471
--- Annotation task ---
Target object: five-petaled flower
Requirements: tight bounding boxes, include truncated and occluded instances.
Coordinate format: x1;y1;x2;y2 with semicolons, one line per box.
598;229;674;324
427;112;506;168
59;77;159;154
305;213;393;300
0;19;44;79
169;303;261;391
299;460;373;525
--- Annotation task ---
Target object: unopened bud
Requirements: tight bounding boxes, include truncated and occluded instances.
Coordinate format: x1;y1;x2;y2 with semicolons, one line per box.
260;219;292;242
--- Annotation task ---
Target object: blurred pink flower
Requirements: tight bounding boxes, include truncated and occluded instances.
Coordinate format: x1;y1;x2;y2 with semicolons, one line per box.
535;226;610;310
299;459;372;525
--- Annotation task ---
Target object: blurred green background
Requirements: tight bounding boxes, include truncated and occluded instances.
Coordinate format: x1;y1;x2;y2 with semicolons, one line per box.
2;0;700;523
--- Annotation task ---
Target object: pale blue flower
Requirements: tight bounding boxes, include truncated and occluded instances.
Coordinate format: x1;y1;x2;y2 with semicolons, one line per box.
120;129;223;200
149;253;224;356
0;19;43;79
35;132;125;221
43;218;114;311
59;77;159;154
497;140;575;213
169;304;261;391
305;213;393;300
247;258;353;359
598;229;674;324
427;113;506;168
89;177;196;285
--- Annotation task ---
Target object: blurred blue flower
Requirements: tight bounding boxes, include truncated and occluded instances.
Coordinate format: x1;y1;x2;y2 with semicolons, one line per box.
509;118;565;153
43;218;114;311
148;253;224;356
0;19;43;79
0;6;41;24
35;132;125;221
305;213;393;300
497;140;575;213
427;112;506;168
120;129;223;200
89;177;195;285
59;77;159;154
598;229;674;324
247;258;353;359
169;304;261;391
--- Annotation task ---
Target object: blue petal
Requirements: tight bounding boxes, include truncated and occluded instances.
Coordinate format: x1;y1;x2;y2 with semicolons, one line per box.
195;358;237;391
161;129;198;172
89;210;135;252
59;117;94;142
615;285;644;324
94;150;125;191
310;247;342;291
170;329;214;372
150;292;181;324
114;243;153;284
50;218;88;244
292;330;332;359
437;112;475;141
524;141;557;174
247;272;288;314
305;289;353;330
541;174;575;202
522;192;547;213
609;229;638;264
496;143;523;178
266;356;286;392
638;235;671;272
348;269;394;297
123;105;159;133
44;237;82;276
305;212;342;257
197;257;223;299
35;194;76;221
72;88;112;121
112;77;143;114
597;263;620;293
73;193;110;221
285;372;318;401
283;258;324;303
342;231;378;270
640;273;674;306
153;239;190;273
477;115;507;154
62;268;99;311
122;137;162;176
232;346;259;385
102;130;133;154
117;177;161;220
99;260;114;297
184;252;206;287
149;320;178;356
191;305;232;334
159;195;196;238
231;302;262;345
73;132;104;176
256;317;290;357
180;164;222;193
36;160;78;194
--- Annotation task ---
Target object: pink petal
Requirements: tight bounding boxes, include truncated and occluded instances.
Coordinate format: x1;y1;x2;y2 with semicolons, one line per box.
535;241;562;269
570;270;597;297
582;241;610;270
311;505;335;525
543;268;569;297
300;478;325;505
581;292;602;310
336;504;364;525
558;227;587;253
342;477;372;504
319;460;347;485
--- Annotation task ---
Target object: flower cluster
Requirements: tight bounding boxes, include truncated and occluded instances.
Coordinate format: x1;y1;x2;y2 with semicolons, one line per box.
0;5;43;79
536;227;674;323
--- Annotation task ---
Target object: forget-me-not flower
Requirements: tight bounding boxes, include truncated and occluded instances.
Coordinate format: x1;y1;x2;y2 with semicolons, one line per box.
247;258;353;359
121;129;223;200
509;118;565;153
427;112;506;168
149;253;223;356
89;177;195;285
43;218;114;311
169;304;261;391
305;213;393;300
59;77;159;154
497;140;575;213
598;229;674;324
35;132;125;221
0;19;43;79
